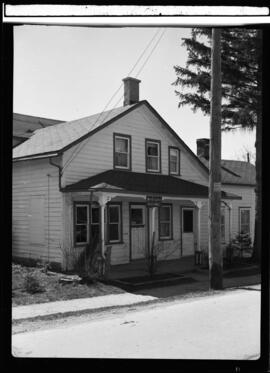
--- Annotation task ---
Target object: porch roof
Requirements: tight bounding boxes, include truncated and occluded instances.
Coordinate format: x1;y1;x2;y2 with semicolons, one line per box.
63;170;241;200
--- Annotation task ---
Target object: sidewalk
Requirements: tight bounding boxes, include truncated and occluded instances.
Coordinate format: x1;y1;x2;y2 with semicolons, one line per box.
12;264;260;324
12;293;157;322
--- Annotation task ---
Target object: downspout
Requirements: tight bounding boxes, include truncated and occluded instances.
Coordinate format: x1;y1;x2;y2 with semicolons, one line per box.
49;157;63;191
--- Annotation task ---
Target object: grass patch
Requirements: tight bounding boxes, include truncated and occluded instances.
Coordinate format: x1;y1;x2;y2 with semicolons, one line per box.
12;263;125;306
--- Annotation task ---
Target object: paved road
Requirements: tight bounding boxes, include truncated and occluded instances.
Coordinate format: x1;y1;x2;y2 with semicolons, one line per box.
12;286;261;359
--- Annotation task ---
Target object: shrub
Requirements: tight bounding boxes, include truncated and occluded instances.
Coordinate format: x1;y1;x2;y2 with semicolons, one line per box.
24;273;44;294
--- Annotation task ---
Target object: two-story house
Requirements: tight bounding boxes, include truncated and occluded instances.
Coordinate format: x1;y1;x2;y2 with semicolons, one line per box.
12;77;255;274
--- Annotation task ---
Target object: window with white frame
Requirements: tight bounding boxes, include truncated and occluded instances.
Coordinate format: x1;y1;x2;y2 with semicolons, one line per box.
239;208;251;234
114;134;131;169
221;207;225;242
169;147;180;175
146;140;161;172
107;204;122;243
159;205;172;239
75;204;89;244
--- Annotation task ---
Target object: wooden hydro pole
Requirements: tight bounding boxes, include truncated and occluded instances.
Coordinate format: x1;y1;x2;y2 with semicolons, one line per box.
209;28;223;290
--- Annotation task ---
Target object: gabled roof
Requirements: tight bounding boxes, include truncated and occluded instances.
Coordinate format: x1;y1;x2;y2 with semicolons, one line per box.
199;157;255;186
13;113;63;140
13;103;137;159
62;169;241;200
12;101;209;177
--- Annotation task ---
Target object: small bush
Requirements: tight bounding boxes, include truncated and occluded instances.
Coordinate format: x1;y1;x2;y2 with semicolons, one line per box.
24;273;44;294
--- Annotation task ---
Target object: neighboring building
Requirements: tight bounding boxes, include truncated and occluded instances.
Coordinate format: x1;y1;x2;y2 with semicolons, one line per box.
13;113;63;148
12;77;255;273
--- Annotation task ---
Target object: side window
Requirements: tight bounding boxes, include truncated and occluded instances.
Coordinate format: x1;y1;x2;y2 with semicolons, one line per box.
107;204;122;243
114;134;131;170
239;208;251;234
221;207;225;242
159;205;173;240
75;204;89;244
146;140;161;173
169;147;180;175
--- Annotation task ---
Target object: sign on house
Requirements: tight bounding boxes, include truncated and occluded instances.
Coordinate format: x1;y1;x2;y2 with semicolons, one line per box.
146;195;162;207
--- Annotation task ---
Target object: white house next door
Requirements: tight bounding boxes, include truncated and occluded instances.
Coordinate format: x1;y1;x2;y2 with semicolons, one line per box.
130;205;146;260
182;207;194;256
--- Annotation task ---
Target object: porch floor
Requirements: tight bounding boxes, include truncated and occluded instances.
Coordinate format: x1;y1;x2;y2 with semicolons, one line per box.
108;256;196;280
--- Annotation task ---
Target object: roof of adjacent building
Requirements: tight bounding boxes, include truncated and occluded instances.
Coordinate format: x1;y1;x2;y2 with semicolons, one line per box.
199;157;255;186
13;104;135;159
62;169;241;200
13;113;63;140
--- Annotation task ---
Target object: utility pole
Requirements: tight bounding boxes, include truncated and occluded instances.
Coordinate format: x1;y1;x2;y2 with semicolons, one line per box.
209;28;223;290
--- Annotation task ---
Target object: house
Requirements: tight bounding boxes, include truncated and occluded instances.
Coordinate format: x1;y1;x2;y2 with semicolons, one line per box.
12;77;256;274
13;113;62;148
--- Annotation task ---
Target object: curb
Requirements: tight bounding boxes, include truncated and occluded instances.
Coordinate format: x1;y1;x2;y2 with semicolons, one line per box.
12;298;160;324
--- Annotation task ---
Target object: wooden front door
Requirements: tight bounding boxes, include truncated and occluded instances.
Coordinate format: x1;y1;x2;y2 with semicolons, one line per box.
182;207;194;256
130;205;146;260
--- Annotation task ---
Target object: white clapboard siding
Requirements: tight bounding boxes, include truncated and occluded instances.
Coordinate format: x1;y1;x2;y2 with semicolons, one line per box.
222;185;256;243
62;104;208;187
12;158;64;265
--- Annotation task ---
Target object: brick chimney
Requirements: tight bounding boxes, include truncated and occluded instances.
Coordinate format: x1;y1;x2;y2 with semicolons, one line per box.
123;77;141;106
196;138;210;160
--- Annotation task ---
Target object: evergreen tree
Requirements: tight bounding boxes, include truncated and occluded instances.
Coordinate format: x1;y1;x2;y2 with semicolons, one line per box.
173;28;262;263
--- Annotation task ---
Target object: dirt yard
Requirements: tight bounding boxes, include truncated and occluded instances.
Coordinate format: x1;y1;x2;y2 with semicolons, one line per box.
12;263;125;306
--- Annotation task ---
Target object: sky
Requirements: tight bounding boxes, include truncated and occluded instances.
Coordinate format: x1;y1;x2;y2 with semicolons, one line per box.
13;25;256;161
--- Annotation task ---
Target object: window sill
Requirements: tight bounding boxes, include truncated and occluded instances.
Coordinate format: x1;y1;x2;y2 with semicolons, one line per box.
106;241;124;245
159;237;173;241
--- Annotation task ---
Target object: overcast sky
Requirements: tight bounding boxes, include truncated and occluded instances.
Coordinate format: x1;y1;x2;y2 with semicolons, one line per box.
13;25;256;160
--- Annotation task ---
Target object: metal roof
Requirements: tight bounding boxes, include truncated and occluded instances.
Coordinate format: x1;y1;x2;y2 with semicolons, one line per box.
62;169;241;200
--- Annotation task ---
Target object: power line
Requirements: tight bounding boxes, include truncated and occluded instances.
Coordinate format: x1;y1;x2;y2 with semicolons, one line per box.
62;28;166;172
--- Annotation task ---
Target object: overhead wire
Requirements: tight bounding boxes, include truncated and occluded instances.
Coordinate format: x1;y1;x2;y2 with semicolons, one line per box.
62;28;166;172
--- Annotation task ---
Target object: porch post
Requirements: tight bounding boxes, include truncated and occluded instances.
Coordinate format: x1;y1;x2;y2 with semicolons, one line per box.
194;201;203;252
228;202;232;243
95;192;112;258
151;206;157;247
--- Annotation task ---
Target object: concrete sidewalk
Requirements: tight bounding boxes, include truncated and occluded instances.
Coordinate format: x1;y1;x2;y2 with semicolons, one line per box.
12;293;157;322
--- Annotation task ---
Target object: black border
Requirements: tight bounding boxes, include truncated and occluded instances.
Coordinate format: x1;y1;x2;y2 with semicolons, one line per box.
3;7;269;372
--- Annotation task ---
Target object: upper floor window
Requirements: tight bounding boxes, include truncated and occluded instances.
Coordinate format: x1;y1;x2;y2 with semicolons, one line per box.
169;147;180;175
146;139;161;173
239;207;251;235
114;134;131;170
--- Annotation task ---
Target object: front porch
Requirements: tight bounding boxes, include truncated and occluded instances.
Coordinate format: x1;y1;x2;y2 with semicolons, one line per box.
108;256;196;280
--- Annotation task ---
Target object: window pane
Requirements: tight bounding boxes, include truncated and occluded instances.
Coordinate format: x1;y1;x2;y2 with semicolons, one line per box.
147;157;158;171
115;137;128;153
160;206;170;221
91;207;99;224
170;160;177;173
131;208;143;225
170;149;179;173
90;225;100;241
109;224;119;241
183;210;193;232
240;209;250;234
76;225;87;243
241;210;250;224
76;206;87;224
115;152;128;167
109;206;119;223
147;143;158;156
160;222;170;237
